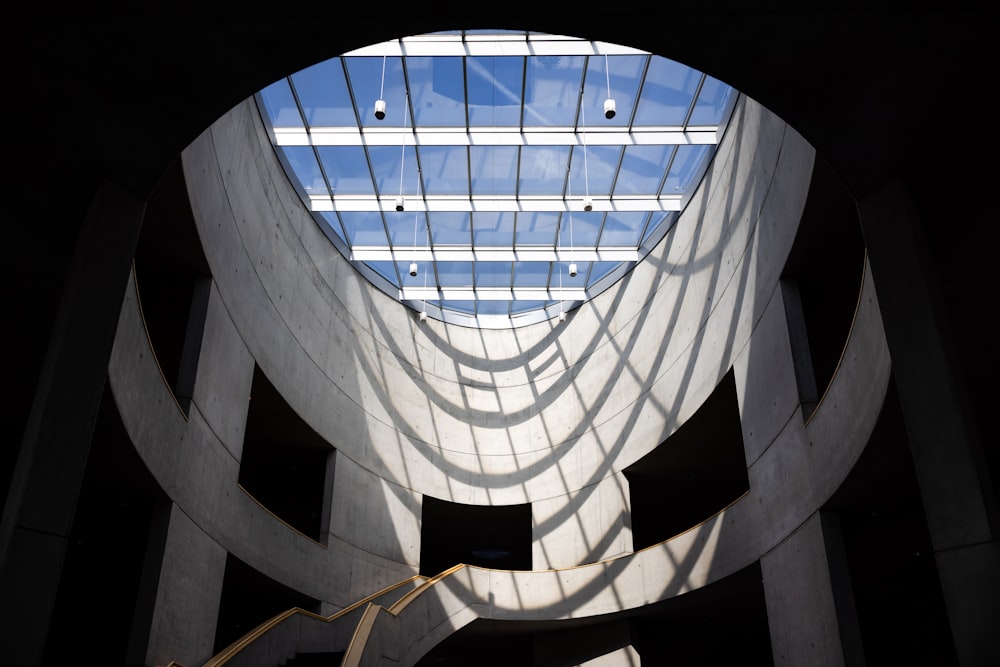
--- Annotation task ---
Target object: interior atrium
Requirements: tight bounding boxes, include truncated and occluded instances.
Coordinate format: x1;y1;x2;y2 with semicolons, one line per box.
1;7;997;667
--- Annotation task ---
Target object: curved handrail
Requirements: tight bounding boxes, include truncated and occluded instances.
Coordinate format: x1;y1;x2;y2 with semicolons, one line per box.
196;574;427;667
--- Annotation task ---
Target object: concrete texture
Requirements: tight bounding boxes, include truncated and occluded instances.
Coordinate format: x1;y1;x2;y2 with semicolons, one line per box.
2;7;997;667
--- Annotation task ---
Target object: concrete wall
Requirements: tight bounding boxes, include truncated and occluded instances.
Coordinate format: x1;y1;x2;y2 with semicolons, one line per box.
106;88;890;638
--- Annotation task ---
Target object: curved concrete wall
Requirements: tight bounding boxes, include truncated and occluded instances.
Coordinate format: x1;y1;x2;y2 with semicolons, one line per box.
107;87;890;617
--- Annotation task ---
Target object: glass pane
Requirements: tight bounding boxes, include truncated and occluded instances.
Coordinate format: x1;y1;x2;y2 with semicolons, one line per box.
410;56;467;127
368;145;419;196
419;145;469;195
662;144;710;195
437;261;474;287
470;145;519;195
513;261;551;287
523;54;585;127
477;300;510;316
340;211;388;246
689;76;736;126
560;211;601;248
319;212;348;243
344;55;408;128
518;145;571;195
600;211;648;246
317;145;375;195
475;261;513;288
258;79;303;128
569;145;620;198
473;211;515;247
364;260;399;285
583;54;646;128
467;56;524;126
386;211;428;248
281;146;326;195
429;212;471;245
516;211;560;245
588;261;620;286
643;211;676;245
634;58;701;127
290;58;357;127
615;144;674;195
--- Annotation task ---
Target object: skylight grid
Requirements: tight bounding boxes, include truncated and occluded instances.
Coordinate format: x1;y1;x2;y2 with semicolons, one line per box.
256;31;736;327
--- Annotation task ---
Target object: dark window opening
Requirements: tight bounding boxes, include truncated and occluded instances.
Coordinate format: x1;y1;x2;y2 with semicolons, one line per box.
420;496;532;575
214;553;320;655
631;562;773;665
624;369;749;551
239;365;334;543
781;154;866;419
132;157;212;416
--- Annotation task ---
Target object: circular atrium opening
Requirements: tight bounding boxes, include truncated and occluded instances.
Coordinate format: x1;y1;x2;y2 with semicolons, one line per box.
255;29;737;328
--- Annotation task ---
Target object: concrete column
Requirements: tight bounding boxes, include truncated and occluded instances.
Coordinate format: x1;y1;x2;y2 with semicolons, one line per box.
780;280;819;418
0;180;145;667
762;512;863;666
143;503;228;667
859;179;1000;666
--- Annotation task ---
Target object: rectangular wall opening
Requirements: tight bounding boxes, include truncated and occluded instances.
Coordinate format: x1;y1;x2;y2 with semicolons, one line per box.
780;155;866;419
214;553;321;655
624;370;749;551
132;156;212;416
239;365;335;544
419;496;532;576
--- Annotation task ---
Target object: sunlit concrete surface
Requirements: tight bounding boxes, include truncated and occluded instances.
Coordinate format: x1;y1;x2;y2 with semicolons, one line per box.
4;8;998;667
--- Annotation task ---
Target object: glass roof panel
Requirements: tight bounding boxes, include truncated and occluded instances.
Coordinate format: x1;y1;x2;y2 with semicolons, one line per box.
472;211;515;247
518;145;571;195
258;78;303;129
255;31;737;327
410;56;467;127
282;146;326;195
689;75;737;126
290;59;357;126
600;211;649;247
437;261;474;287
633;57;702;126
419;145;469;195
429;212;471;245
316;145;375;195
513;261;551;287
466;56;524;126
339;211;388;246
515;212;560;246
523;55;586;127
584;54;647;128
470;145;519;196
615;144;675;196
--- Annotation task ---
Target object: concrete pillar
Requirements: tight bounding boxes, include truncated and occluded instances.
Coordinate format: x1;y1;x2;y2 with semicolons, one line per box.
143;503;228;667
0;180;145;667
859;179;1000;666
762;512;864;666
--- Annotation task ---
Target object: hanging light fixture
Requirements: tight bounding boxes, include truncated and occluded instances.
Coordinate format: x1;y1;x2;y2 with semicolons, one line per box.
581;97;593;212
409;168;420;277
375;49;387;120
567;163;578;278
603;53;616;119
395;91;408;211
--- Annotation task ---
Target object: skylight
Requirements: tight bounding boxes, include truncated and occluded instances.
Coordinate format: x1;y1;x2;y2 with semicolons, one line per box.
255;30;737;328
